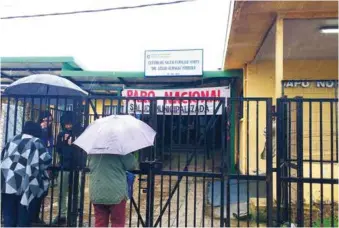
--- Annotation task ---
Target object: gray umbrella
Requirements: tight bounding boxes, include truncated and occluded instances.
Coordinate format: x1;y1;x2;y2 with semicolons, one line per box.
4;74;88;96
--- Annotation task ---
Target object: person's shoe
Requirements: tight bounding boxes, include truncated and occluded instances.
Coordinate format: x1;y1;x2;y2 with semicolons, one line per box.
52;216;66;225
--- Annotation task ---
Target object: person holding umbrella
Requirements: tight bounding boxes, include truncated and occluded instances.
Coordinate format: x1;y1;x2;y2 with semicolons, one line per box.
3;73;88;225
88;153;137;227
74;114;156;227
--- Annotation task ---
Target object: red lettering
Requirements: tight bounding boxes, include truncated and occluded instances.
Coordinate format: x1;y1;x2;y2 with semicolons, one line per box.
188;91;196;103
148;91;155;104
192;91;200;97
181;92;188;104
208;90;217;103
173;91;181;104
139;91;147;103
191;91;199;104
201;91;209;97
165;91;172;104
165;92;172;96
124;88;222;105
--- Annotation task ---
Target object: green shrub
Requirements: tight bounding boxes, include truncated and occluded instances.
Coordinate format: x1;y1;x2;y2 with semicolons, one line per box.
312;216;338;227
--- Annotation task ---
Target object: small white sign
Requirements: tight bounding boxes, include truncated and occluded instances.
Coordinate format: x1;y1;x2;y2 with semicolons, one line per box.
144;49;203;77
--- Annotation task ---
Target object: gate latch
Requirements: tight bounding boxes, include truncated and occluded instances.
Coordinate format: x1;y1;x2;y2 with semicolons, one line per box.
140;160;163;174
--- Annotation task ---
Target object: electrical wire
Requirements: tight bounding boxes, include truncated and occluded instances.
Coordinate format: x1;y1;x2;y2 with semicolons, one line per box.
1;0;195;20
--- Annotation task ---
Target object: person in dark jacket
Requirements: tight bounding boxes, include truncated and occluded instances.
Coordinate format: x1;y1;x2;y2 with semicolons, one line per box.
52;111;86;225
39;111;54;155
39;111;59;186
52;111;76;225
30;111;55;225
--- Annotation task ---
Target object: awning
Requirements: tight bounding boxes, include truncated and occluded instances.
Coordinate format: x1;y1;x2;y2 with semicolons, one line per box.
1;57;242;95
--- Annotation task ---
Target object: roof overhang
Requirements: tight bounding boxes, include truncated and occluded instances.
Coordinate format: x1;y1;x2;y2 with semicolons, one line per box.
224;0;338;69
1;57;242;94
1;56;83;92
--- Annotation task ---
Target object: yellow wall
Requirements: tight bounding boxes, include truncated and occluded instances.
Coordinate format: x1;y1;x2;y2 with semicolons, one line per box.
241;60;338;204
88;99;123;122
245;60;338;98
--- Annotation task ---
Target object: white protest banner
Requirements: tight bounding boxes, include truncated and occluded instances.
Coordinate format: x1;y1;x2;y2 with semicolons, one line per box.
121;86;230;115
145;49;203;77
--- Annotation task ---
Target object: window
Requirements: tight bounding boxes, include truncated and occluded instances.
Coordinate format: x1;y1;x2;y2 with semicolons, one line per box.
103;105;124;116
66;104;73;111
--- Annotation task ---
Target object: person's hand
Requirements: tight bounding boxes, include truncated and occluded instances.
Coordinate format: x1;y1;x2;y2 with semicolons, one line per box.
64;134;69;141
68;137;72;145
46;170;53;179
41;122;47;129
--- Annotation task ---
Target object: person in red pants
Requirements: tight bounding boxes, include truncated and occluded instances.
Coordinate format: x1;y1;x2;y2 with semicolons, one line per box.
93;201;127;227
88;153;137;227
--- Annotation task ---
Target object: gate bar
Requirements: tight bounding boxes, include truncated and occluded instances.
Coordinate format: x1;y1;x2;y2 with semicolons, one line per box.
309;101;313;226
13;97;19;136
296;100;304;227
4;96;11;143
255;100;260;227
220;100;226;227
130;198;146;227
330;102;338;227
246;100;250;227
266;99;273;227
89;99;99;120
320;101;324;226
276;99;283;225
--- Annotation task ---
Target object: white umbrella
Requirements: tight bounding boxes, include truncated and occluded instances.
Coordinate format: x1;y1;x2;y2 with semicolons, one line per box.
4;74;88;96
73;115;156;155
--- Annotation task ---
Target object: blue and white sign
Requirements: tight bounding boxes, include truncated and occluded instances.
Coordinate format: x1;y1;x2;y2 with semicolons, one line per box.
145;49;203;77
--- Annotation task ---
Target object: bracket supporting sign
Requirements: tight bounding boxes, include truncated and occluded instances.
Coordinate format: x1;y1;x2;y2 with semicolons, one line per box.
144;49;203;77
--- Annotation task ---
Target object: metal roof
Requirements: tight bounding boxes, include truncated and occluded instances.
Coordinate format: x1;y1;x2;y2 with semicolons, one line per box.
1;57;242;95
1;56;79;91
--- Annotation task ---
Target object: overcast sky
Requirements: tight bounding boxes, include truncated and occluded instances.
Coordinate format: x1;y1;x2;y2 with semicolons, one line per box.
0;0;233;71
